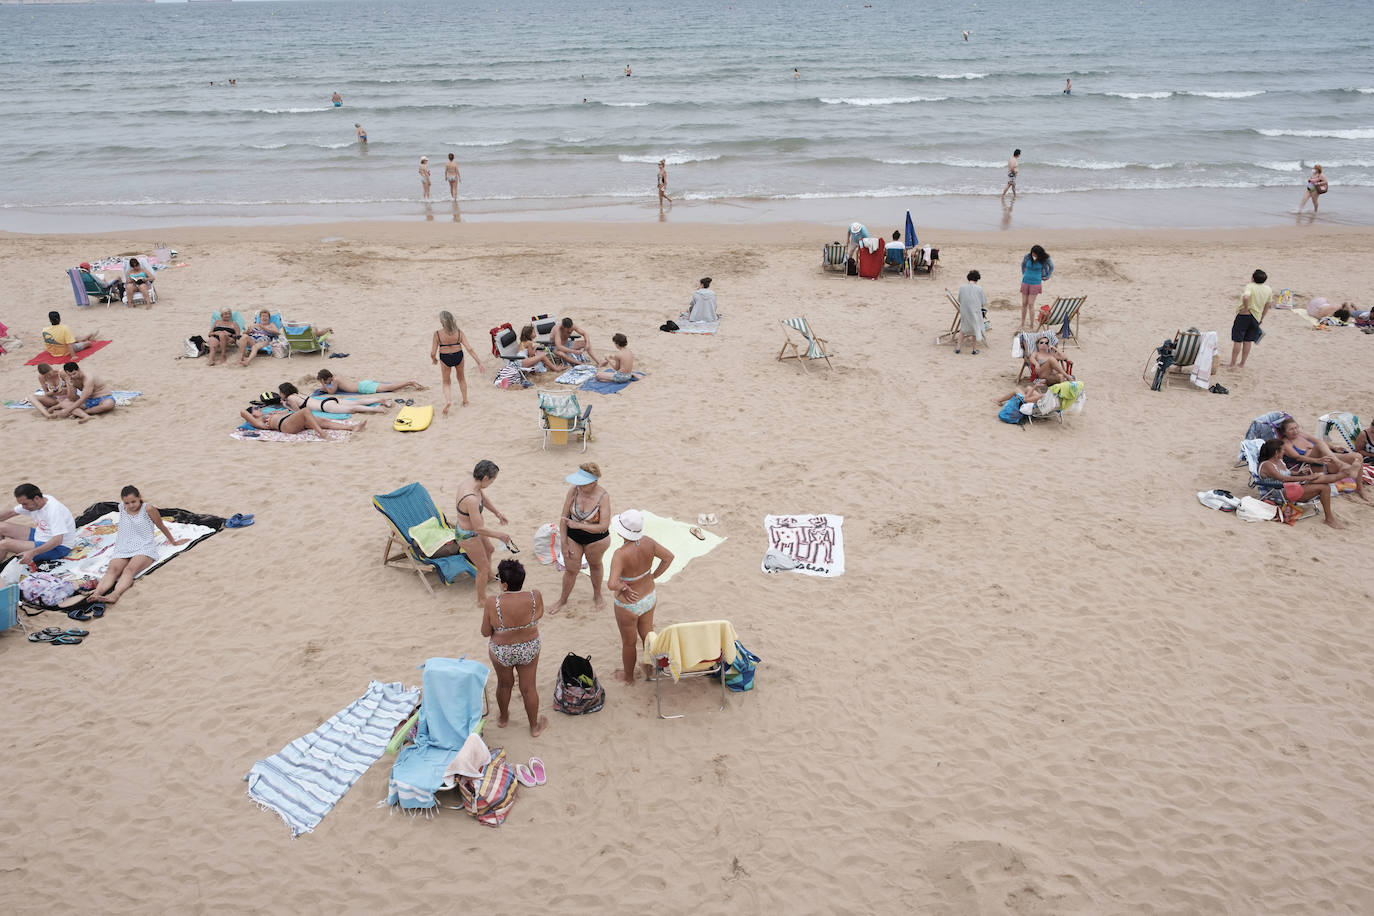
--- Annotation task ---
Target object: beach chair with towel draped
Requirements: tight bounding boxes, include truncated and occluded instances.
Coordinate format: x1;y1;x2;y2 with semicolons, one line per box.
282;322;331;358
857;237;886;279
777;316;834;373
883;244;907;276
373;483;478;594
1;583;27;638
1318;412;1362;453
1035;295;1086;345
538;390;593;451
1020;380;1085;426
644;620;739;719
821;241;847;272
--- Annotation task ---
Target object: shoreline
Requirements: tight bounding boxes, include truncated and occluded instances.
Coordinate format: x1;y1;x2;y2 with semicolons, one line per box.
3;185;1370;235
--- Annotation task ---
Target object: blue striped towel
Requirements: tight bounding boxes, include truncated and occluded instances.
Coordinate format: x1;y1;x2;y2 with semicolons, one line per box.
245;680;420;837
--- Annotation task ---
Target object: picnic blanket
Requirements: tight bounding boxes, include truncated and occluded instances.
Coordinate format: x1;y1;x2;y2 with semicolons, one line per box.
555;365;597;386
761;514;845;577
580;374;643;395
7;390;141;409
16;502;222;587
247;680;421;837
579;509;724;585
25;340;112;366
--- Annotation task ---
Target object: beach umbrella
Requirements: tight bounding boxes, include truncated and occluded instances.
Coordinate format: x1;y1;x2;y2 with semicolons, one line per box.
905;209;918;247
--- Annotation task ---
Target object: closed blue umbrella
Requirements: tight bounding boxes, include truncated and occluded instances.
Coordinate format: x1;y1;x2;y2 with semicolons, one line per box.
905;210;918;247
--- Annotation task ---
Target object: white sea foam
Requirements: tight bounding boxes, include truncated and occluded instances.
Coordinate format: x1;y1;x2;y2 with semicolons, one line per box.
315;142;353;149
932;73;986;80
1105;91;1173;99
448;139;513;146
1044;159;1133;170
604;101;648;107
1257;127;1374;139
250;143;287;150
248;107;332;114
618;153;720;164
876;157;1003;168
1255;160;1305;172
1182;90;1265;99
819;96;946;106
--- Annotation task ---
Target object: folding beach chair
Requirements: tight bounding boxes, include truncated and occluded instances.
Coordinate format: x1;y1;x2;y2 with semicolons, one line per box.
1140;328;1206;390
777;316;834;372
908;246;938;277
530;315;559;350
372;483;478;595
940;288;991;346
537;390;593;452
282;323;331;358
883;245;907;276
386;657;496;815
1020;381;1085;427
821;241;848;272
69;268;120;307
1;584;27;638
490;323;518;359
1034;295;1086;346
1238;439;1321;522
1318;412;1362;453
1014;330;1069;382
645;620;739;719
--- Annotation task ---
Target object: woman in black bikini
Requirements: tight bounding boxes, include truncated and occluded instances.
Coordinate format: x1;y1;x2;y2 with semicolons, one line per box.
207;309;241;366
430;310;484;415
238;405;363;436
548;463;610;615
276;382;392;414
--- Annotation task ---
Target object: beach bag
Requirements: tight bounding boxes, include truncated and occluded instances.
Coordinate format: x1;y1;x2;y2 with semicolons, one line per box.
998;394;1026;424
722;640;760;692
19;572;76;608
553;652;605;715
270;339;288;358
185;336;207;358
457;747;518;827
659;320;680;332
846;257;858;276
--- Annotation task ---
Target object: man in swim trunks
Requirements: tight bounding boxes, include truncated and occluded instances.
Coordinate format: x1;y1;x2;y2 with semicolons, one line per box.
54;362;115;423
1001;148;1020;202
332;91;342;106
315;369;425;396
445;153;460;200
552;317;598;364
0;483;77;566
595;333;638;384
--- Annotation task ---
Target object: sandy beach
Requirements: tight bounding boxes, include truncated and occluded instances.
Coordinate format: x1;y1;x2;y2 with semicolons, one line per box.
2;219;1373;913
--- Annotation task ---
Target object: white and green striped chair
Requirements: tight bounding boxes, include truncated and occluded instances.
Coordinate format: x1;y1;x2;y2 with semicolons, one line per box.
778;317;833;372
1034;295;1087;345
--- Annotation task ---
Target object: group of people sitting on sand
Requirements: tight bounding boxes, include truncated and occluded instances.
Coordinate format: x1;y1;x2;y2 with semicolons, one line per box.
1255;416;1372;529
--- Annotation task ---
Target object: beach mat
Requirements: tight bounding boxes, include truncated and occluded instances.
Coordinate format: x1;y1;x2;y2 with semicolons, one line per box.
762;514;845;577
6;390;142;410
25;340;112;366
579;509;724;585
555;365;597;385
579;375;641;395
231;428;350;443
671;319;719;334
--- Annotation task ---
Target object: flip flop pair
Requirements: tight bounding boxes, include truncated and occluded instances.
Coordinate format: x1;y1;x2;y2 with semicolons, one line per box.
68;602;104;621
514;757;547;788
226;513;255;528
29;627;87;645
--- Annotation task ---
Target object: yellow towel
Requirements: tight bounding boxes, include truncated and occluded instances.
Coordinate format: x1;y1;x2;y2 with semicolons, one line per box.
408;517;457;557
647;620;738;682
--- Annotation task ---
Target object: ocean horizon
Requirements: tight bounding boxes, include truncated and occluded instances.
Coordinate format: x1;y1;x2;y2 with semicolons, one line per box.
3;0;1372;231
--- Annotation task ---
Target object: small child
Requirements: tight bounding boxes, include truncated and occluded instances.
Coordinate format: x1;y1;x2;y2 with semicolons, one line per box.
596;333;638;383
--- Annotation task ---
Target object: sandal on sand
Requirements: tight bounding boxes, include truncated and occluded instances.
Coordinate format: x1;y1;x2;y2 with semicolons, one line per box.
689;526;705;541
88;603;106;618
49;634;83;645
528;757;546;786
514;764;537;788
67;606;92;621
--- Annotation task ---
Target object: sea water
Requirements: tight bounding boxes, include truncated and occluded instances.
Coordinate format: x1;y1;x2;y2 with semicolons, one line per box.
3;0;1372;231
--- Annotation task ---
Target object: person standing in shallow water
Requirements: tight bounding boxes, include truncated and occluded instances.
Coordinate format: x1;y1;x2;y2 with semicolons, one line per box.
657;159;671;206
418;157;430;200
445;153;460;200
1001;148;1020;202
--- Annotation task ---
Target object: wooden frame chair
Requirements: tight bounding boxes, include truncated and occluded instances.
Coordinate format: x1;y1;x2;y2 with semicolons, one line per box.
1140;328;1207;389
372;483;477;595
1034;295;1086;346
778;316;834;372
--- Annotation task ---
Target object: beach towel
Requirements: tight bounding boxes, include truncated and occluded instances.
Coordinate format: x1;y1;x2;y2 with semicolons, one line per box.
1190;331;1218;388
579;374;642;395
671;319;720;334
579;510;725;585
231;428;350;443
246;680;421;837
762;514;844;577
555;365;597;385
648;620;739;682
7;389;143;409
25;340;112;366
387;657;490;813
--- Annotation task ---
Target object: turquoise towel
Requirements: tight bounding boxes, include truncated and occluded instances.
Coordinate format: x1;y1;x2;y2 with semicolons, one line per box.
387;657;489;810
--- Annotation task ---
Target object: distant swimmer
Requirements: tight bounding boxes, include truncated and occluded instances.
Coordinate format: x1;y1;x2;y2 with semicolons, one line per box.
446;152;461;200
229;78;236;86
794;67;800;79
625;64;632;77
1001;148;1020;203
332;91;342;107
657;159;671;206
1064;78;1072;95
355;123;367;144
419;157;431;200
962;30;971;41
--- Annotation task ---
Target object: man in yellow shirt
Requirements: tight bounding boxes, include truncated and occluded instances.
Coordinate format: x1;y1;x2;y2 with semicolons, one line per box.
1228;269;1272;369
41;310;98;359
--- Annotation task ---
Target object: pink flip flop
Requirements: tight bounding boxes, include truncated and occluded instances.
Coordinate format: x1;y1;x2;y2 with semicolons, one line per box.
513;763;537;788
528;757;546;786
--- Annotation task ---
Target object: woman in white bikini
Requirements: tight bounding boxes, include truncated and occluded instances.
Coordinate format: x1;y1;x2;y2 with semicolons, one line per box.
606;509;674;685
89;485;187;606
480;559;548;737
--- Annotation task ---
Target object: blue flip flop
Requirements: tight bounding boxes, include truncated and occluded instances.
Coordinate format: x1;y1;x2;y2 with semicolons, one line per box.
226;513;255;528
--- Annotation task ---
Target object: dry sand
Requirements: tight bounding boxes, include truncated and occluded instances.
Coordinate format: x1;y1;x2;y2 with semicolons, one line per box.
2;220;1373;914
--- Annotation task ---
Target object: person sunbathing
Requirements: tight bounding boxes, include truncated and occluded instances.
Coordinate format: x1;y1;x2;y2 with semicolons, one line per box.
1258;438;1345;528
277;382;392;414
1303;298;1352;321
315;368;424;396
31;364;68;419
1352;425;1374;464
1277;418;1367;498
239;405;364;435
1024;336;1072;384
516;326;559;371
238;310;281;366
207;309;241;366
595;334;638;383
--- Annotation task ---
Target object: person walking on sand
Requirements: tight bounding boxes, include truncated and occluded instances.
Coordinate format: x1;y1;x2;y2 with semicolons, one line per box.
355;123;367;144
430;310;483;414
481;559;549;738
1001;148;1021;202
607;509;674;686
445;153;460;200
657;159;671;205
1299;164;1327;213
418;157;431;199
1228;269;1272;369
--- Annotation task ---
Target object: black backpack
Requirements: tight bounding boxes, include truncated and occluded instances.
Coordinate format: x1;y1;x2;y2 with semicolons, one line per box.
846;257;858;276
553;652;605;715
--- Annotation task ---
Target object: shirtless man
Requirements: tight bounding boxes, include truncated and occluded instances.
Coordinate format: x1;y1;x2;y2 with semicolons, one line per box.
315;368;424;397
355;123;367;144
552;317;598;364
56;363;115;423
1001;148;1021;202
331;91;342;106
450;459;517;608
445;153;460;200
595;334;638;383
31;364;67;418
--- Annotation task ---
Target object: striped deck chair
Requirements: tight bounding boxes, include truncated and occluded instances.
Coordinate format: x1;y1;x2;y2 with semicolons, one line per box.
1141;327;1204;389
1015;330;1070;382
1318;412;1361;452
1034;295;1087;346
778;316;833;372
821;242;847;272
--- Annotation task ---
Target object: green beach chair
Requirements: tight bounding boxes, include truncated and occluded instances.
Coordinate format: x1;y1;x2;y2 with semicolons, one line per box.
282;323;331;358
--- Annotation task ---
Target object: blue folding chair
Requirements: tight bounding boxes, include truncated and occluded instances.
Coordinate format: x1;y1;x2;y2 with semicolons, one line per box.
372;483;478;594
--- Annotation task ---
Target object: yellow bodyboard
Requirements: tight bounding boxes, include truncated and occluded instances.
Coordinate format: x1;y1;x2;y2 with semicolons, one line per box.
393;404;434;432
